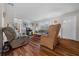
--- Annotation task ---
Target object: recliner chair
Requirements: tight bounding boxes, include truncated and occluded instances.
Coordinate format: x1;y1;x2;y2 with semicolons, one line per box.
2;27;30;49
41;24;61;49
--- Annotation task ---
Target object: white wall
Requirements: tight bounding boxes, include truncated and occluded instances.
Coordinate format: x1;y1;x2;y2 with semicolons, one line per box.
0;4;3;27
3;4;14;27
61;16;76;40
61;10;79;41
76;13;79;40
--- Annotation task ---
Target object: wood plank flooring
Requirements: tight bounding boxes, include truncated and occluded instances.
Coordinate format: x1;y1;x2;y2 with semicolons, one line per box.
4;38;79;56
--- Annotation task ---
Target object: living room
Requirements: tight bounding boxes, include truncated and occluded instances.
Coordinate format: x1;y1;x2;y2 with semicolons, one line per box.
0;3;79;56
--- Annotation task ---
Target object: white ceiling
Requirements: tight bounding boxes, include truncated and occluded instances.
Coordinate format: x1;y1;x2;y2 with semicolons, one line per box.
13;3;79;22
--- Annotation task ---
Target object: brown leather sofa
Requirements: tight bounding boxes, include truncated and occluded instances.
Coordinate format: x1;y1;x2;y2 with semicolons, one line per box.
41;24;61;49
2;27;30;49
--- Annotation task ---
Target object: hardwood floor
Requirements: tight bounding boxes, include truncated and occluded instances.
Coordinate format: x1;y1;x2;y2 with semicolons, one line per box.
4;38;79;56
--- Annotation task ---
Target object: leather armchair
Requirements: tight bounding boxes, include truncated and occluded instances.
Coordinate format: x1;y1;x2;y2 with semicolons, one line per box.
41;24;61;49
2;27;30;49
